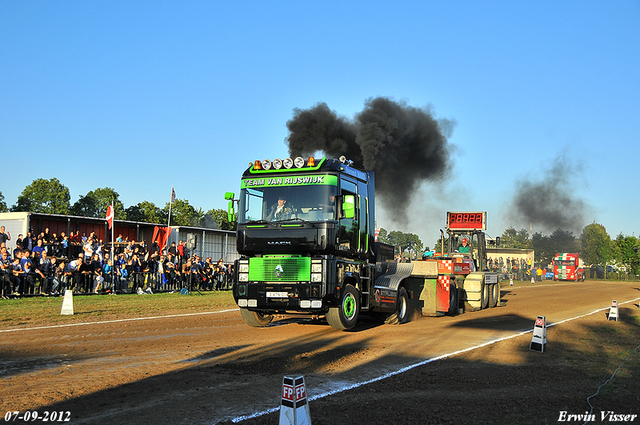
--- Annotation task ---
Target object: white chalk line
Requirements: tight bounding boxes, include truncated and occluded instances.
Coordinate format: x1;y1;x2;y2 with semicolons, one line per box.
229;296;640;424
0;309;239;333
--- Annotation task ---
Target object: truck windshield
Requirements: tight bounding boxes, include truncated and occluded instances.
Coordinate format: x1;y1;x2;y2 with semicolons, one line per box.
238;184;338;224
554;260;576;267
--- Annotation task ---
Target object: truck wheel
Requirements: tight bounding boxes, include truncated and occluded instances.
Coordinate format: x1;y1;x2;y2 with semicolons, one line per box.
240;308;273;327
448;282;458;315
489;283;499;308
327;284;360;330
481;281;489;309
385;287;410;325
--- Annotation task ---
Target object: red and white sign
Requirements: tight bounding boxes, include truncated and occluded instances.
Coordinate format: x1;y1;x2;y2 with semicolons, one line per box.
282;383;306;403
280;375;312;425
438;260;453;274
453;262;470;274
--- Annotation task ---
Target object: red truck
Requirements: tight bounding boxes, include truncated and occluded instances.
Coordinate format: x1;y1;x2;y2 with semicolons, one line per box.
552;253;585;281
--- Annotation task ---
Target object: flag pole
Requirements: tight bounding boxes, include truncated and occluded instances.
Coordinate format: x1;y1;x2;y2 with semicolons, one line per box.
168;185;174;228
108;199;115;291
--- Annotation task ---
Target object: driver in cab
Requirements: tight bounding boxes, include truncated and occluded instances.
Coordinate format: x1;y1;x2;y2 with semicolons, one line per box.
267;196;293;221
458;237;470;254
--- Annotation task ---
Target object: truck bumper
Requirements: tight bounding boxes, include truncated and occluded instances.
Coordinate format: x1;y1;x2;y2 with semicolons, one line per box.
235;282;327;312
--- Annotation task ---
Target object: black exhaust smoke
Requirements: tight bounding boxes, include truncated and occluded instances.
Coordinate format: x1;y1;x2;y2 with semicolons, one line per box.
508;157;588;234
286;97;454;224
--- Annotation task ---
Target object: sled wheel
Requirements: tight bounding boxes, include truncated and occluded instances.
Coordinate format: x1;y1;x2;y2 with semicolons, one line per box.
327;284;360;330
386;287;410;325
240;309;273;327
448;282;458;315
481;280;489;309
489;283;499;308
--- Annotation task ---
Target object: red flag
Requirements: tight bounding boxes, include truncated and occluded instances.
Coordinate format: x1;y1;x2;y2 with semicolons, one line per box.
152;226;172;252
106;204;114;229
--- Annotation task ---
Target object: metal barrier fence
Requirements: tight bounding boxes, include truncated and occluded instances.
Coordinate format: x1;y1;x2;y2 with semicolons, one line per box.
0;270;235;298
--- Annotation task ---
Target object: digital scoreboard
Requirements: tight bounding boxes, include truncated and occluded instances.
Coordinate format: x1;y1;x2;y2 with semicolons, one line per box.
446;211;487;231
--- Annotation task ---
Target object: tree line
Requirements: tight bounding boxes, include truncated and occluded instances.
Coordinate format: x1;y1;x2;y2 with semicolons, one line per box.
378;224;639;275
0;178;234;230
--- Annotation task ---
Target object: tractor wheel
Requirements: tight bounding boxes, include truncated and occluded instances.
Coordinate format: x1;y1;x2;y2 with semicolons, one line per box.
327;284;360;330
481;280;489;309
240;309;273;327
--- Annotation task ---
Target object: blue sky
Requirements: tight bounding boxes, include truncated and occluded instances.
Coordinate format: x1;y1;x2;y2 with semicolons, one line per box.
1;1;638;248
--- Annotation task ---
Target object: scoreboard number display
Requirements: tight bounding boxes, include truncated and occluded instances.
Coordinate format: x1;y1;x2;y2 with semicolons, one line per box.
446;212;487;231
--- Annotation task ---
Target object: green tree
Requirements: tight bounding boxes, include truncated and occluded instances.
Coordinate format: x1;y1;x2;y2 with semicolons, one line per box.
201;208;236;230
531;233;552;267
165;199;203;226
548;229;579;254
12;178;70;214
580;222;614;266
0;191;7;212
377;227;390;244
532;229;580;268
71;187;125;219
388;231;423;259
500;227;532;249
433;235;449;254
125;201;165;224
614;234;640;275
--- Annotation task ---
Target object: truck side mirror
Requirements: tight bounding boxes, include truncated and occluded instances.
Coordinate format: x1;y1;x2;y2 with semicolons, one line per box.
225;192;237;222
227;200;236;223
342;195;355;219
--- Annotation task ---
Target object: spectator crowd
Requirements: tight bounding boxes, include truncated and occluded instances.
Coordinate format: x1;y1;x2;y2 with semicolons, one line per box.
0;226;234;298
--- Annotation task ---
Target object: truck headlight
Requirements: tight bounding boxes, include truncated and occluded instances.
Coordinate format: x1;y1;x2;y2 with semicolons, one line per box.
311;259;322;282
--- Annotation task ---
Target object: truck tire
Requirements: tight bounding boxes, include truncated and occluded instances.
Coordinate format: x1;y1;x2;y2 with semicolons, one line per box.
240;308;273;327
327;284;360;330
489;283;499;308
448;282;458;315
481;280;489;309
385;287;410;325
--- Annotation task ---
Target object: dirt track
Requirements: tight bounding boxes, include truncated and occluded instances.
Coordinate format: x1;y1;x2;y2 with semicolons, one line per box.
1;280;639;424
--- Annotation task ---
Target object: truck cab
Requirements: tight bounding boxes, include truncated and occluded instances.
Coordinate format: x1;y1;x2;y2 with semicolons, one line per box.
553;253;585;281
228;156;392;330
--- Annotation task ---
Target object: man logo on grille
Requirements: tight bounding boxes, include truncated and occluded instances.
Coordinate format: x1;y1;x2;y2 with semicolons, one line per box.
275;264;284;278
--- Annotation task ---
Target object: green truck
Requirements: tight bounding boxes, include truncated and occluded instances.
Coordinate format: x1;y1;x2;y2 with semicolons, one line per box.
226;156;500;330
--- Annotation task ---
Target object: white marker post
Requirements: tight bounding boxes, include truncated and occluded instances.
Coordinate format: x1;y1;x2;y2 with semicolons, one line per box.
529;315;546;353
608;300;619;321
280;375;312;425
60;289;74;315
